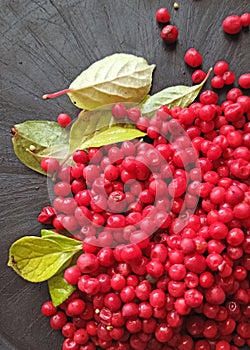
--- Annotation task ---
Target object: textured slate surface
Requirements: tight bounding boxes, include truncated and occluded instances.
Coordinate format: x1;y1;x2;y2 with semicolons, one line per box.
0;0;249;349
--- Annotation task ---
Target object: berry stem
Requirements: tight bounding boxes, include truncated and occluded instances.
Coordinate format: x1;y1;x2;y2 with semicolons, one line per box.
42;88;73;100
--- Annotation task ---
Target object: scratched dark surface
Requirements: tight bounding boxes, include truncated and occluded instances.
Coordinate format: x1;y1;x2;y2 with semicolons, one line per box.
0;0;249;349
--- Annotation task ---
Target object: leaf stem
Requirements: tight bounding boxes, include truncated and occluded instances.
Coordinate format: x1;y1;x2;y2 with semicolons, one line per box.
42;88;73;100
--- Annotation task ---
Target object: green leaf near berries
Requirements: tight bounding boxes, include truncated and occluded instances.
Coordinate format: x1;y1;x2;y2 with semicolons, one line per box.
141;68;212;115
69;107;146;153
12;121;67;175
43;53;156;110
8;235;82;283
48;271;76;307
29;143;70;163
40;230;82;250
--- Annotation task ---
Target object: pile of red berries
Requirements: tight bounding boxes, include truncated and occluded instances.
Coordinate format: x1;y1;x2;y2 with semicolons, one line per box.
39;79;250;350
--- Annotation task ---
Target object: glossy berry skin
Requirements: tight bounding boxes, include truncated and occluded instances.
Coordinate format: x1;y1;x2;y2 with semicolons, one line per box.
40;157;59;173
64;266;81;285
41;301;57;317
240;13;250;26
62;338;79;350
155;8;170;23
161;25;178;43
184;48;203;68
50;311;67;330
211;75;225;89
222;15;242;34
192;70;206;84
57;113;72;127
155;323;173;342
238;73;250;89
214;61;229;75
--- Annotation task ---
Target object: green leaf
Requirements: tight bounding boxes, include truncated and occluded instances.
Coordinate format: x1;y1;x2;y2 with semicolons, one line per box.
69;107;146;153
48;271;76;307
43;53;155;110
41;230;82;250
30;143;70;163
8;236;82;282
14;121;65;147
12;121;68;175
141;68;212;115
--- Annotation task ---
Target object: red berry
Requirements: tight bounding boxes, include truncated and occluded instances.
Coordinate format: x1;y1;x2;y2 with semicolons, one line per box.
161;25;178;44
41;301;57;317
240;13;250;27
155;323;173;342
238;73;250;89
50;311;67;330
211;75;225;89
214;61;229;75
192;70;206;84
40;157;59;173
184;48;203;68
57;113;72;127
155;8;170;23
222;15;242;34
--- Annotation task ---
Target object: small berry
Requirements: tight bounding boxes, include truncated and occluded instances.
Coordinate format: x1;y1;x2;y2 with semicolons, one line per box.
41;301;57;317
238;73;250;89
57;113;72;127
161;25;178;44
192;70;206;84
184;48;203;68
240;13;250;27
222;15;242;34
155;8;170;23
214;61;229;75
211;75;225;89
40;157;59;173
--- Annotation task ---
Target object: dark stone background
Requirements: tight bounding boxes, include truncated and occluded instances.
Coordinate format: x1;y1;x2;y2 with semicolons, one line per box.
0;1;249;349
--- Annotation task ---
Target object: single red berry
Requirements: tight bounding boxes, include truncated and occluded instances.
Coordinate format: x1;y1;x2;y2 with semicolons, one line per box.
64;266;81;285
184;289;203;308
238;73;250;89
67;299;86;316
155;323;173;342
41;301;57;317
73;150;89;164
192;70;206;84
184;48;203;68
38;206;56;224
40;157;59;173
50;311;67;330
57;113;72;127
205;285;226;305
122;302;139;318
240;13;250;27
155;7;170;23
77;253;99;274
222;15;242;34
62;322;76;338
112;103;127;119
149;289;166;308
161;25;178;43
211;75;225;89
223;71;236;85
62;338;79;350
73;328;89;345
214;61;229;76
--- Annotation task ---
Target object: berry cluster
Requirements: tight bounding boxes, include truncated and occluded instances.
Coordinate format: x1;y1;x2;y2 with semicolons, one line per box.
222;13;250;35
40;88;250;350
155;8;179;44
